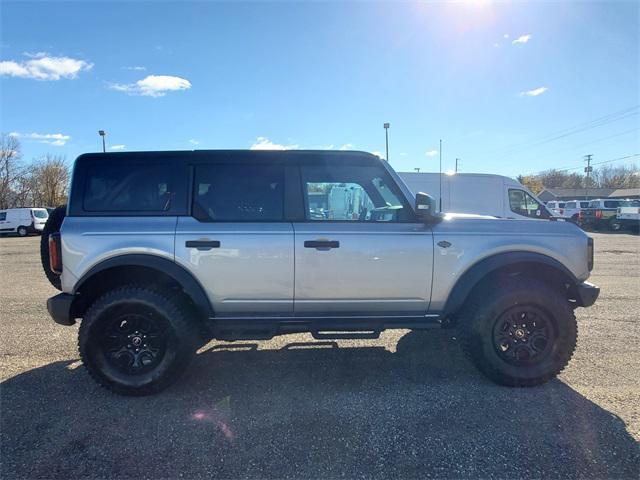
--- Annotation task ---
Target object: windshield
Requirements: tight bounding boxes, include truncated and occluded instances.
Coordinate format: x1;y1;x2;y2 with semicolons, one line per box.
32;209;48;219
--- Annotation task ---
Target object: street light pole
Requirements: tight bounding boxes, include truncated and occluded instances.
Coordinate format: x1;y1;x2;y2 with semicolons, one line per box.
98;130;106;153
383;123;390;162
439;139;443;212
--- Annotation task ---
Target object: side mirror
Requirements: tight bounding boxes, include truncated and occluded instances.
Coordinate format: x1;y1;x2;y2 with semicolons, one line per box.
415;192;441;223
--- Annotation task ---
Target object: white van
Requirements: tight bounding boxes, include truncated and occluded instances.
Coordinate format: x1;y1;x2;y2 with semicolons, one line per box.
398;172;552;220
0;208;49;236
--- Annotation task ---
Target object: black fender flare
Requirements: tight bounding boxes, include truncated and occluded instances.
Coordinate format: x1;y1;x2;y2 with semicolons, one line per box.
442;251;580;317
73;254;213;317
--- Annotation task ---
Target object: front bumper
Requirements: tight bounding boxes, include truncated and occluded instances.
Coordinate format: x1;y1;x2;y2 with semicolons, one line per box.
575;281;600;307
47;293;75;326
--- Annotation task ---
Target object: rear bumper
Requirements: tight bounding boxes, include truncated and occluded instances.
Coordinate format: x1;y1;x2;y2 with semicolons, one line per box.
575;281;600;307
47;293;75;326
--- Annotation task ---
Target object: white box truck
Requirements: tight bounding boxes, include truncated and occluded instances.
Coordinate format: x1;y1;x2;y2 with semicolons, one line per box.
398;172;552;220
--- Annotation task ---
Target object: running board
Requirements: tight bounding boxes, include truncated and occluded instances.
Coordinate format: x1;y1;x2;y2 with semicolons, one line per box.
311;330;381;340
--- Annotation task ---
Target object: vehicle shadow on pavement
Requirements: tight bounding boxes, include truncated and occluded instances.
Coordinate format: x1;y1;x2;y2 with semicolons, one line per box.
2;330;639;479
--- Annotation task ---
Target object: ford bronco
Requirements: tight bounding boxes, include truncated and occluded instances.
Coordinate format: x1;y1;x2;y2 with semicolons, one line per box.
42;150;600;395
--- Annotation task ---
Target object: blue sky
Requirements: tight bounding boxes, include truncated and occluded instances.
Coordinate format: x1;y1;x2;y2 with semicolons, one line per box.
1;1;638;177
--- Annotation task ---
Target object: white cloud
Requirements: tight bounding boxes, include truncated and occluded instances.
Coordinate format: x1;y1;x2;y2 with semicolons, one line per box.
188;139;200;146
0;52;92;80
512;34;532;45
109;74;191;97
493;43;500;48
371;151;385;159
503;34;510;39
250;137;298;150
9;132;70;146
425;149;438;157
125;66;146;71
110;144;126;150
339;143;354;150
521;86;548;97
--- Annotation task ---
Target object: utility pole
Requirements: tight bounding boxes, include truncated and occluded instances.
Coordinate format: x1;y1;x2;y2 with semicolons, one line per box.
383;123;390;162
455;158;459;173
439;139;443;212
584;154;593;200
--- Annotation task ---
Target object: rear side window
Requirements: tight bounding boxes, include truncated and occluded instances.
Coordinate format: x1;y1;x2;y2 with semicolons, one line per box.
0;212;6;221
193;164;284;221
604;200;621;208
565;202;576;209
580;202;590;208
83;164;173;212
589;201;600;208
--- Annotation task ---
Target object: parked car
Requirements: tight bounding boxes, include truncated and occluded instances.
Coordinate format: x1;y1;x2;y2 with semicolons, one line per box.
562;200;591;223
398;172;553;220
545;201;567;217
580;198;631;230
43;150;599;395
610;200;640;232
0;207;49;236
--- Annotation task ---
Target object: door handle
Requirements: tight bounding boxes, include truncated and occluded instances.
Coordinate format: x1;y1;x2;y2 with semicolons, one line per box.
304;240;339;249
185;240;221;250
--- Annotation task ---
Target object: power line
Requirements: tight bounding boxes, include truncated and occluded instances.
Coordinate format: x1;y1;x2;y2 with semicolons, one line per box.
479;105;639;159
523;153;640;176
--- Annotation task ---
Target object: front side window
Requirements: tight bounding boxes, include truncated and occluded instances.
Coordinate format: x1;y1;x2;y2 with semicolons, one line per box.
300;164;412;222
32;209;48;219
604;200;621;208
508;189;549;218
193;164;284;221
580;202;590;208
84;164;172;212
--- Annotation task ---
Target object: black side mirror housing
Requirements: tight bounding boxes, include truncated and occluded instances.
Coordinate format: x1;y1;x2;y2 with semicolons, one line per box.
415;192;441;223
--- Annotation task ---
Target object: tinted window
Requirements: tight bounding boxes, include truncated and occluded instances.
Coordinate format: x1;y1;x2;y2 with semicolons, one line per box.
580;202;590;208
508;189;549;218
604;200;621;208
84;164;172;212
300;164;412;222
193;164;284;221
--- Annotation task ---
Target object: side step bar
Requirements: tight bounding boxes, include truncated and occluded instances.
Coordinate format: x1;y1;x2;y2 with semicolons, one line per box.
209;315;442;341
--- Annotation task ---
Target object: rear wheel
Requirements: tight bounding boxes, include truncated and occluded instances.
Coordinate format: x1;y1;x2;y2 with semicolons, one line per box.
460;277;577;386
609;218;623;232
78;286;198;395
40;205;66;290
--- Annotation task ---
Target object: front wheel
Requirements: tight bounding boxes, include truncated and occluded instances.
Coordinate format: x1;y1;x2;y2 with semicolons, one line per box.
609;218;623;232
79;286;199;395
17;226;28;237
460;277;577;387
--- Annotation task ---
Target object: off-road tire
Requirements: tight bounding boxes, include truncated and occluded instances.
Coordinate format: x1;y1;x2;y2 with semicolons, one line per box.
17;226;28;237
40;205;66;290
460;276;577;387
78;286;199;396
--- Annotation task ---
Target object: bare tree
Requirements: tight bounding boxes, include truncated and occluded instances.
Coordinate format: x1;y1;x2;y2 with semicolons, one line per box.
0;133;24;209
27;155;70;206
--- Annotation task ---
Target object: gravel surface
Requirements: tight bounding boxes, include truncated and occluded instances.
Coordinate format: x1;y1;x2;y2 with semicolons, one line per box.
1;233;638;479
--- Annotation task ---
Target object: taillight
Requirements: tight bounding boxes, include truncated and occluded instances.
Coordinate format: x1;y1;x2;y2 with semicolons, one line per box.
559;209;564;215
49;233;62;274
578;211;583;219
587;237;594;271
595;210;603;219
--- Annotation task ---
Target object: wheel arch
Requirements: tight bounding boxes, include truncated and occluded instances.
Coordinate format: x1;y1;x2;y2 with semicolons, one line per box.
442;251;580;318
71;254;213;320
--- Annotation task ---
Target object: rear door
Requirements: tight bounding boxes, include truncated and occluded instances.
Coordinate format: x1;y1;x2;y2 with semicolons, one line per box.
293;157;433;317
174;155;295;317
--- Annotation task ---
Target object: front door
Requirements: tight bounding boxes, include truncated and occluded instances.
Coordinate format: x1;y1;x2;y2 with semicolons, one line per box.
293;160;434;317
175;160;294;317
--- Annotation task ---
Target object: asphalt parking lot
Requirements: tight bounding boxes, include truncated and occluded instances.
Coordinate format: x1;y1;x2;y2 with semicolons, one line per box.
1;233;639;479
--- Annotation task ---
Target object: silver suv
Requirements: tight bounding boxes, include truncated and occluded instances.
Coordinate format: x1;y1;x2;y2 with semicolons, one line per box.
42;150;600;395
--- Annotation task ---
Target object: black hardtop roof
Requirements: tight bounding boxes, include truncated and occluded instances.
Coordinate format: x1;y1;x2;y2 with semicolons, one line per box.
75;149;382;165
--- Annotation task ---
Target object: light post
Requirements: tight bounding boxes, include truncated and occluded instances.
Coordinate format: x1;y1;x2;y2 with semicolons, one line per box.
98;130;106;153
383;123;390;162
